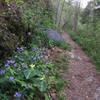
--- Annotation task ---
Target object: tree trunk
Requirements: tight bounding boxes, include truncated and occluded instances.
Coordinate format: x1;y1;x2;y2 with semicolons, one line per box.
72;1;80;32
58;0;66;27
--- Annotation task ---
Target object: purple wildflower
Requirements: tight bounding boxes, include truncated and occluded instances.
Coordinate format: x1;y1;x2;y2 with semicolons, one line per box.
14;92;22;97
9;76;14;81
4;63;10;67
32;48;38;52
17;47;24;52
10;60;15;64
13;63;17;67
7;59;15;64
5;59;16;67
0;70;5;75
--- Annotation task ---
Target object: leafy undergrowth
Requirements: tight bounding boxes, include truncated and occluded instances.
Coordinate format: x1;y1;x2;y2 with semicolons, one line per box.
0;10;70;98
54;53;69;100
0;47;50;99
0;31;69;100
31;29;70;51
48;48;69;100
0;9;70;97
48;39;71;51
0;0;70;99
68;30;100;71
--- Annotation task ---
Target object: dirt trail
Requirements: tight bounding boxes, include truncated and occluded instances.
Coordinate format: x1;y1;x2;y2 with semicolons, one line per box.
62;32;100;100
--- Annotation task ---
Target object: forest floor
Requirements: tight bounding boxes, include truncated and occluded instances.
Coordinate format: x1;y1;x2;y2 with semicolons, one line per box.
58;32;100;100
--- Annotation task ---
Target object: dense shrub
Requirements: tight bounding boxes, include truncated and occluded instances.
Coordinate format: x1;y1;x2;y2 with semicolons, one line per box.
0;0;54;58
0;0;69;99
0;46;56;99
0;0;25;57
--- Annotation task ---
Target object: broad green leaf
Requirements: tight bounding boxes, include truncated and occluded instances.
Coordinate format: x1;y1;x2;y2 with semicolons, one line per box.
45;93;50;100
39;81;47;92
23;69;32;79
23;69;42;79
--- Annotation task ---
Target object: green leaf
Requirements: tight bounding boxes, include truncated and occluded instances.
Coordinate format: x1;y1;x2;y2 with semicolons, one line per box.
23;69;32;79
39;81;47;92
0;92;9;100
45;93;50;100
23;69;42;79
0;78;8;84
24;51;29;56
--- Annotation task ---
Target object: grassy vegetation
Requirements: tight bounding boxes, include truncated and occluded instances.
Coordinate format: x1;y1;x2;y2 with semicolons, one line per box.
48;39;71;50
51;52;69;100
53;53;69;70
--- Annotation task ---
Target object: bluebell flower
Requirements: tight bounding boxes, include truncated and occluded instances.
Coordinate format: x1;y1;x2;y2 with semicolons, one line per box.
5;59;16;67
0;70;5;75
7;60;15;64
13;63;17;67
32;48;38;52
17;47;24;52
9;60;15;64
14;92;22;97
6;60;11;64
9;76;14;81
4;63;10;67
